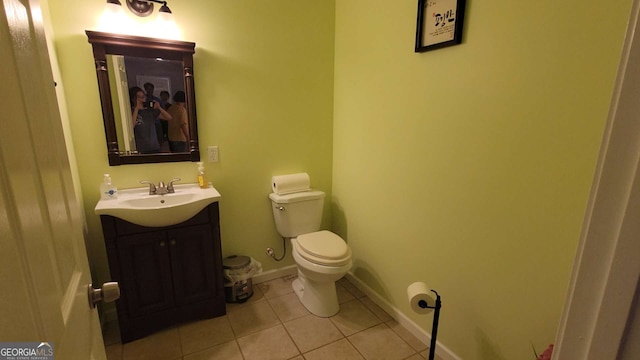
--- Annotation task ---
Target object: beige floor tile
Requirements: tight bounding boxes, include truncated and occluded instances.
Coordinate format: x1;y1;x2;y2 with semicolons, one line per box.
102;275;438;360
179;316;235;355
267;292;310;322
360;297;393;322
227;299;281;337
337;283;356;303
182;340;243;360
303;339;365;360
403;354;424;360
122;328;182;360
257;275;296;299
386;320;427;352
237;325;300;360
283;314;343;352
330;299;382;336
338;277;366;298
348;324;416;360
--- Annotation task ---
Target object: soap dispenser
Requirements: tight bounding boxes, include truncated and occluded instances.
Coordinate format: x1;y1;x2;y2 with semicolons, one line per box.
100;173;118;200
197;162;207;189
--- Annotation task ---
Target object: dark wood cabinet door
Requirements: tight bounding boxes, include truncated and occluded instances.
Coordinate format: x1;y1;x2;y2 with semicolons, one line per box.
103;203;226;343
168;224;217;305
117;230;174;317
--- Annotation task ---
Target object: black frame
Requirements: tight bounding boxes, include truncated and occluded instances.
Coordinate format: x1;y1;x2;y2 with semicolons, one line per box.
415;0;466;52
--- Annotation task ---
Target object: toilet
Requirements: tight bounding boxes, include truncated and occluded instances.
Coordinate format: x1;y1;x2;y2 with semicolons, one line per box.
269;190;352;317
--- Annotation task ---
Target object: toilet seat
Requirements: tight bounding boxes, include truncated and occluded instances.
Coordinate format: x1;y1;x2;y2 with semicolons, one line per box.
295;230;351;266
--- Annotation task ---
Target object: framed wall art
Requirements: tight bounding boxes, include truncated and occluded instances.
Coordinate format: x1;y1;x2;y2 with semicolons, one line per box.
415;0;466;52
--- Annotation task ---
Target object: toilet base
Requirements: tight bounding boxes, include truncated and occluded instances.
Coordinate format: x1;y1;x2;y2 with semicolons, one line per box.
292;275;339;317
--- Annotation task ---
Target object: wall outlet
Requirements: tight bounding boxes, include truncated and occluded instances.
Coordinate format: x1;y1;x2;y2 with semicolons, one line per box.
207;146;219;162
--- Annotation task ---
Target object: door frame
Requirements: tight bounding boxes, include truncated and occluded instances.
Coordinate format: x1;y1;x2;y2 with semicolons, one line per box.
554;0;640;358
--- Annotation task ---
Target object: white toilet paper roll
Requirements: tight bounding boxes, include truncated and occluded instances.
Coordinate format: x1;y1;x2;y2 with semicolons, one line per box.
407;282;436;314
272;173;311;195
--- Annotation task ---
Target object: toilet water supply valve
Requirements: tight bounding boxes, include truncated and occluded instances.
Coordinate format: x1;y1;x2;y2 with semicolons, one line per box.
267;205;287;261
266;236;287;261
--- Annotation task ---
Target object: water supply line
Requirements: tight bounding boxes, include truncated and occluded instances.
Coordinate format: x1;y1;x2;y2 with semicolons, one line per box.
266;236;287;261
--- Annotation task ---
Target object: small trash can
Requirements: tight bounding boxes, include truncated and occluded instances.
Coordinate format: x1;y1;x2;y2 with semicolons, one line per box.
222;255;261;303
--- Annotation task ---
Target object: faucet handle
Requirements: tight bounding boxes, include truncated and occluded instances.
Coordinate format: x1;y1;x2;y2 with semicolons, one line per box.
140;180;157;194
167;178;181;193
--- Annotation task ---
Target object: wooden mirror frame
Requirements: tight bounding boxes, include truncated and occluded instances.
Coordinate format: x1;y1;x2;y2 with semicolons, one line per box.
86;30;200;166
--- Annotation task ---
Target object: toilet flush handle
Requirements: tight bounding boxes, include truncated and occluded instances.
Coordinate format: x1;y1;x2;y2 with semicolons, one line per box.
275;205;285;211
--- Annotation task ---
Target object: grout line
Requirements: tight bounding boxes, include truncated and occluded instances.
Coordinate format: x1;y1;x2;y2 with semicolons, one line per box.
279;318;303;358
260;287;304;359
235;338;246;360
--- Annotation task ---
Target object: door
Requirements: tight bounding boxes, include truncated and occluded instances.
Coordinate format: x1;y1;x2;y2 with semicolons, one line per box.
169;224;217;305
0;0;106;359
118;230;174;317
554;0;640;358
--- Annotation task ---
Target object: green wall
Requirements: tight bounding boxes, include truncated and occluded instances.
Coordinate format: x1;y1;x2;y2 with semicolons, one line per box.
46;0;335;289
333;1;632;360
45;0;634;359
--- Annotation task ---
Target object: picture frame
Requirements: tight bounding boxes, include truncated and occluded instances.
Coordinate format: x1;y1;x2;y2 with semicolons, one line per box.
415;0;466;52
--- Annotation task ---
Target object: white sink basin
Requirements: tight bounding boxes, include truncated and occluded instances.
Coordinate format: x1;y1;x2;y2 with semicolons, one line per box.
94;183;221;227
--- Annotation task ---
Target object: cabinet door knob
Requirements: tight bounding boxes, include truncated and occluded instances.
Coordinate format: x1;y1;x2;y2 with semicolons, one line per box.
170;239;176;246
160;241;166;247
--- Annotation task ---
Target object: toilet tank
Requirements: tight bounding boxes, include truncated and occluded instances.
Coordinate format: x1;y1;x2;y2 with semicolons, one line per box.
269;190;325;237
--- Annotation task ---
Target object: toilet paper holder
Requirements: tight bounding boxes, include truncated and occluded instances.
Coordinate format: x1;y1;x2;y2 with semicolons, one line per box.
418;289;441;360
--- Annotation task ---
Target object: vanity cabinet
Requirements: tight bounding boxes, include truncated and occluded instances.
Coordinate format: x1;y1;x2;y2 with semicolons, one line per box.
100;202;226;343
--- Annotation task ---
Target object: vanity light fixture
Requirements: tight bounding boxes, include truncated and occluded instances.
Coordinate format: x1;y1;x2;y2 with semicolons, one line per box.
107;0;172;18
105;0;124;13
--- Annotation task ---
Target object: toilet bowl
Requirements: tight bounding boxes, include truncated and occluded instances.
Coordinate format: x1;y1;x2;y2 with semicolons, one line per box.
290;231;352;317
269;189;352;317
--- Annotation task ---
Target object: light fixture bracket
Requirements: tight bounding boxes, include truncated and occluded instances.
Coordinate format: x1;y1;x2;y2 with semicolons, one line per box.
126;0;153;17
121;0;172;17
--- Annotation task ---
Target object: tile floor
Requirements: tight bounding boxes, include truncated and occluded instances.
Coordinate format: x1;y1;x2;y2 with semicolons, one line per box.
103;275;442;360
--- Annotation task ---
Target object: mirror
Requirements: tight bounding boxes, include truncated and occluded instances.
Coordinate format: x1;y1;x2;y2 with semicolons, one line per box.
86;30;200;165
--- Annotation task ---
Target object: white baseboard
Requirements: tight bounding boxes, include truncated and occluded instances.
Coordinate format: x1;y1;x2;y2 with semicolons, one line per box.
253;264;298;284
345;273;462;360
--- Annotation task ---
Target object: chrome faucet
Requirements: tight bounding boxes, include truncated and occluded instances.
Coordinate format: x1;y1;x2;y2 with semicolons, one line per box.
167;178;181;193
140;178;181;195
157;181;168;195
140;180;157;195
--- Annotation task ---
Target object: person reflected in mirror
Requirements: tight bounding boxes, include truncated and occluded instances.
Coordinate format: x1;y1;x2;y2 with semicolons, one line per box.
143;82;167;145
143;82;163;104
130;86;172;154
166;91;189;153
160;90;172;110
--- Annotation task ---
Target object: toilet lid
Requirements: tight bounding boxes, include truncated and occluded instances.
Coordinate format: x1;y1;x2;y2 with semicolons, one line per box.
295;230;351;266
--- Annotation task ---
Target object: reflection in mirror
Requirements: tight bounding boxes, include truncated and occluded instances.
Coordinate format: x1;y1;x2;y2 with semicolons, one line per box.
86;31;200;166
108;55;185;153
